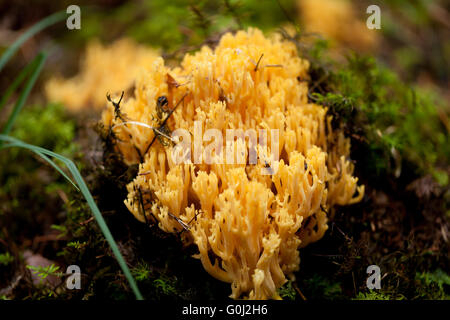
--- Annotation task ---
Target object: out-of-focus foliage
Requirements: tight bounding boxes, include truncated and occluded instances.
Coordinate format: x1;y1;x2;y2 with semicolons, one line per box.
0;252;14;266
379;0;449;85
310;52;449;185
64;0;294;51
1;103;77;182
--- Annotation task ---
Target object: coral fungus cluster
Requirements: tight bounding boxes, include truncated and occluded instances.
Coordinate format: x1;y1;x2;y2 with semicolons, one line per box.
46;39;158;111
100;28;364;299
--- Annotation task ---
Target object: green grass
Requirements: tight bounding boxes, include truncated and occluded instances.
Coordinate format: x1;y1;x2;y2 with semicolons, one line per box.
0;11;66;72
1;53;46;136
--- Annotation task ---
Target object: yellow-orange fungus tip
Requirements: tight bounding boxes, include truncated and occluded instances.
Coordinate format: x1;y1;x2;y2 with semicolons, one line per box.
101;28;364;299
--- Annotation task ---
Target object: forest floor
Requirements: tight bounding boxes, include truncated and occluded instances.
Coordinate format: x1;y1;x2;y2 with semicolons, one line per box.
0;0;449;300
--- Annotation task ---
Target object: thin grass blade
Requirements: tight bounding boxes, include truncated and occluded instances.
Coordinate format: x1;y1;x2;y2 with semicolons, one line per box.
0;56;39;113
0;11;66;73
2;52;46;135
1;141;78;190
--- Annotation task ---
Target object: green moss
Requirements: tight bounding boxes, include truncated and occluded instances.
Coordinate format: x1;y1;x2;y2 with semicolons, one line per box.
0;103;79;264
66;241;87;250
153;276;178;296
354;269;450;300
0;103;78;198
301;274;344;300
26;264;61;284
10;103;77;156
415;269;450;300
277;281;296;300
309;52;449;184
354;291;392;300
132;261;152;282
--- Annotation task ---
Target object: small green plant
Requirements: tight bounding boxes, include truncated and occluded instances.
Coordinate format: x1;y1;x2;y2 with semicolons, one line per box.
27;264;62;284
132;261;152;282
0;252;14;266
67;241;87;250
50;224;68;239
153;276;177;296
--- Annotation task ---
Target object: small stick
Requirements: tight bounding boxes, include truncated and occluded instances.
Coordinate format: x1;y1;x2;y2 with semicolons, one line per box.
254;53;264;72
292;282;307;301
168;210;201;234
107;91;125;121
137;185;158;225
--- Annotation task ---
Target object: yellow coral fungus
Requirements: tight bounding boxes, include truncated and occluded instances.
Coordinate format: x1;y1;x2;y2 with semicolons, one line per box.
46;39;158;111
298;0;379;52
101;28;364;299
